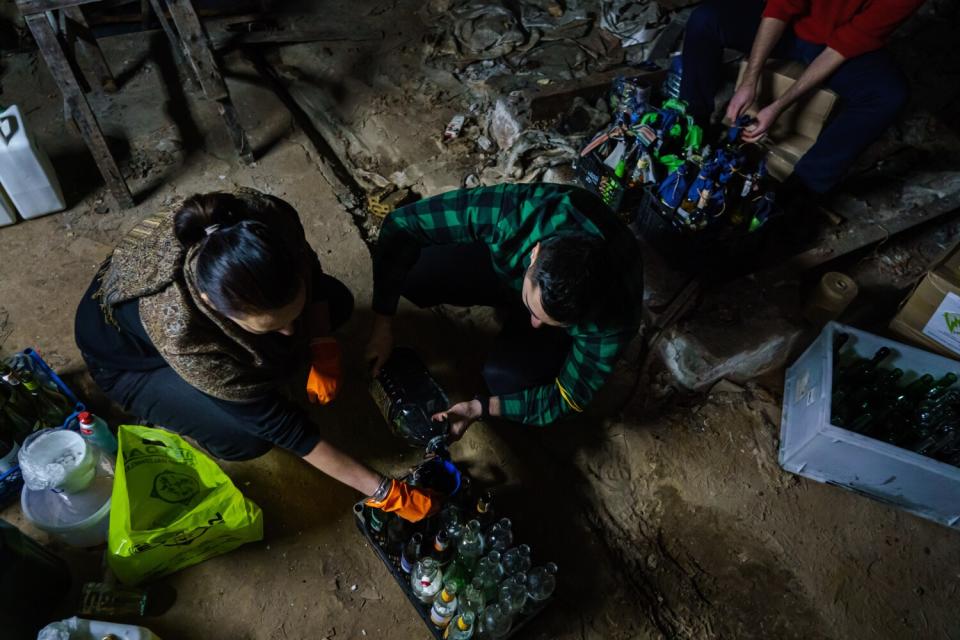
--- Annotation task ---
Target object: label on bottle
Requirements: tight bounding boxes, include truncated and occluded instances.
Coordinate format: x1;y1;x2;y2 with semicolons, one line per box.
431;608;454;627
922;291;960;356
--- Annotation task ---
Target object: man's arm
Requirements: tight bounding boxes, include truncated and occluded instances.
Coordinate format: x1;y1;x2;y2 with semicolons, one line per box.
742;46;845;142
367;186;506;374
726;17;789;122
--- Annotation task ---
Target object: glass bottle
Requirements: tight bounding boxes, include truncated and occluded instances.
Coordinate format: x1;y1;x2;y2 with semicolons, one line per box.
459;577;486;619
80;582;148;617
431;529;453;567
474;550;505;601
440;503;464;543
446;519;485;588
430;579;459;628
526;562;558;603
501;544;531;576
401;532;424;574
479;603;513;639
0;369;39;436
444;611;476;640
498;572;527;615
410;557;443;604
20;371;71;425
474;491;495;529
485;518;513;552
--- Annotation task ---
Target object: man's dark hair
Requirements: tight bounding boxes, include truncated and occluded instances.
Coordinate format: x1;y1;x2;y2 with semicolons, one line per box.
529;233;610;325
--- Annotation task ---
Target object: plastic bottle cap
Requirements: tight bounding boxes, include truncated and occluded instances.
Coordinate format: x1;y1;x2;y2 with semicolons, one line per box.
77;412;92;424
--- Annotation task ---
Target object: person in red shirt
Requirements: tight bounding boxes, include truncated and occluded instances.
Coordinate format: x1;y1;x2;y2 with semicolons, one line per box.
680;0;924;193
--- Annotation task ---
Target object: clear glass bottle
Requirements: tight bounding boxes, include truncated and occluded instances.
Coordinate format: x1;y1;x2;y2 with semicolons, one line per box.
431;529;453;567
479;602;513;639
485;518;513;552
444;611;476;640
80;582;148;617
526;562;558;603
473;550;504;601
459;577;486;619
498;573;527;615
501;544;531;576
446;519;485;588
429;578;459;628
410;557;443;604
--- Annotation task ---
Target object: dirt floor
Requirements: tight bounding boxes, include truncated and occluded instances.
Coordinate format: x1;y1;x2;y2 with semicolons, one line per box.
2;2;960;639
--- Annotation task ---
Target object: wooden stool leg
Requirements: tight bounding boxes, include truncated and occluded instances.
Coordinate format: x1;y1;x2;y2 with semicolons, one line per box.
147;0;191;74
62;6;117;93
24;13;134;209
162;0;254;164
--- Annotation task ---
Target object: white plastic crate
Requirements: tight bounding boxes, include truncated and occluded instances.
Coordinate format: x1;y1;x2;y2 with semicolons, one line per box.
780;321;960;528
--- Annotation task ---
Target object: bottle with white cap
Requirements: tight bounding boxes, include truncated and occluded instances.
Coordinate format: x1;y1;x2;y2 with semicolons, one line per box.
77;411;118;455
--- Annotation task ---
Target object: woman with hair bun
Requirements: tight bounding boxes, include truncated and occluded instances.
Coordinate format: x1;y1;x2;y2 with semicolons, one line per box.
75;188;434;521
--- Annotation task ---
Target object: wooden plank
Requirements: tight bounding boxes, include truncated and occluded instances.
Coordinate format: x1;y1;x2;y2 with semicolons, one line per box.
216;99;254;165
147;0;190;75
16;0;97;15
162;0;229;100
529;66;666;123
63;6;117;92
24;13;134;208
760;190;960;284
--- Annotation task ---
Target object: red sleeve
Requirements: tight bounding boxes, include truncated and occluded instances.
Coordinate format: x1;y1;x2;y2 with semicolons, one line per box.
762;0;809;22
827;0;925;58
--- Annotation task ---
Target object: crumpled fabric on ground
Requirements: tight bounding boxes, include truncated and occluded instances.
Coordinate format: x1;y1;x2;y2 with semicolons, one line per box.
493;129;578;183
600;0;664;48
520;0;594;41
451;0;530;59
508;38;601;80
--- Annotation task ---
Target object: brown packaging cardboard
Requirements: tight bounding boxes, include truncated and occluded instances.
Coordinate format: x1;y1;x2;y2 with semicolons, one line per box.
889;243;960;360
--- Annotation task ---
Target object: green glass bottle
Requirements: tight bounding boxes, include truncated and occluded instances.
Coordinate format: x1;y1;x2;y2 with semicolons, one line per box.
20;372;70;428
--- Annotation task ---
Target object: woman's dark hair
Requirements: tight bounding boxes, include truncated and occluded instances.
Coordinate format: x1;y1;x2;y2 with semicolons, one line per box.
174;192;305;316
528;233;610;326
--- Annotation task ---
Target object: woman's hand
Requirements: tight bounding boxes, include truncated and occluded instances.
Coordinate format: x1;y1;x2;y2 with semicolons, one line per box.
365;479;438;522
432;399;482;442
306;337;341;404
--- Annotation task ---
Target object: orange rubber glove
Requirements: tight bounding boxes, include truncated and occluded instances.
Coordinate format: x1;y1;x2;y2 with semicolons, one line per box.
306;337;341;404
365;479;438;523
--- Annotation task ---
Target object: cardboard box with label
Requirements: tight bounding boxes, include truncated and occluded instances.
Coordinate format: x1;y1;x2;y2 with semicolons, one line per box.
889;244;960;360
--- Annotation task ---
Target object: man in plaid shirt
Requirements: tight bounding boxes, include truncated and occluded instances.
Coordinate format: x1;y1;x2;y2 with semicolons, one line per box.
367;183;644;437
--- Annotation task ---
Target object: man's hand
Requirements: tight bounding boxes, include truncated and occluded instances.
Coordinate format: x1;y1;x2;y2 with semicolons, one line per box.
725;83;757;123
742;102;783;143
366;313;394;377
432;399;482;442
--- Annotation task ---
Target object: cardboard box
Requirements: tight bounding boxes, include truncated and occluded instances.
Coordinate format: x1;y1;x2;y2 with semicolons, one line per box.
890;243;960;360
734;60;838;181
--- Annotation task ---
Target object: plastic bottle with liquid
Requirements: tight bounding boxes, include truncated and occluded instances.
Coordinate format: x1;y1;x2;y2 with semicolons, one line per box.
78;412;118;455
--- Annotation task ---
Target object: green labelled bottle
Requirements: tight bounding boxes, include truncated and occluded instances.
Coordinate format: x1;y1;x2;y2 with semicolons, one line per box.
444;611;476;640
430;579;459;629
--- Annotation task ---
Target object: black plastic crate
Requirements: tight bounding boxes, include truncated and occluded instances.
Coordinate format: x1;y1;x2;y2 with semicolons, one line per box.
353;490;550;639
628;187;767;273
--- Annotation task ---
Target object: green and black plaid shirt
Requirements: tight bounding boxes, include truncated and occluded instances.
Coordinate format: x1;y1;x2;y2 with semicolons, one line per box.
373;183;644;425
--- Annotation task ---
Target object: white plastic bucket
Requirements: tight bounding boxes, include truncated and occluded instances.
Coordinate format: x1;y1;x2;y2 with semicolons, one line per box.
21;458;113;547
18;429;97;493
0;104;66;219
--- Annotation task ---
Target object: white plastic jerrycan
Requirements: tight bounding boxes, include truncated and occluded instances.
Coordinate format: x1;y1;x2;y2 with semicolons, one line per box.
0;183;15;227
0;104;66;219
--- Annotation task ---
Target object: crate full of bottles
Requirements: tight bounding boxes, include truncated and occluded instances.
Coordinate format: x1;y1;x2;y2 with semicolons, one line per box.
355;479;556;639
780;321;960;528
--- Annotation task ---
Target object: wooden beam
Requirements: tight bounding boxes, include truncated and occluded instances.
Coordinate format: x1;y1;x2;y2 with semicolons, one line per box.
161;0;228;100
16;0;98;15
63;6;117;92
24;13;134;208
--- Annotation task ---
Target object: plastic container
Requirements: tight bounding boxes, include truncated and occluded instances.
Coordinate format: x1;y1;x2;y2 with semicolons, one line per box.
0;183;15;226
780;321;960;528
18;429;97;493
78;411;118;455
38;617;161;640
20;452;114;547
0;104;66;219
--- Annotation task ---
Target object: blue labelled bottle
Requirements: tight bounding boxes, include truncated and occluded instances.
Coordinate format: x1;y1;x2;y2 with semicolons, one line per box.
401;532;424;575
77;412;118;455
430;578;459;629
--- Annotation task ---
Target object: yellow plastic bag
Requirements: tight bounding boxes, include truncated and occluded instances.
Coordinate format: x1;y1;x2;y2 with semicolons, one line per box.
107;425;263;585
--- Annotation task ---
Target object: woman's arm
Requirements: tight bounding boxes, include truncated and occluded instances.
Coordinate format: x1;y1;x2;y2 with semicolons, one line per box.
301;439;382;496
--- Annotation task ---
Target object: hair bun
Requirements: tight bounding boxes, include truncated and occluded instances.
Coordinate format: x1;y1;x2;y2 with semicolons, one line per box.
173;192;245;247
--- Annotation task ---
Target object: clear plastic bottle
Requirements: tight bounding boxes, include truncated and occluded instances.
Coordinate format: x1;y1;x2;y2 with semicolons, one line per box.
429;578;459;628
410;557;443;604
